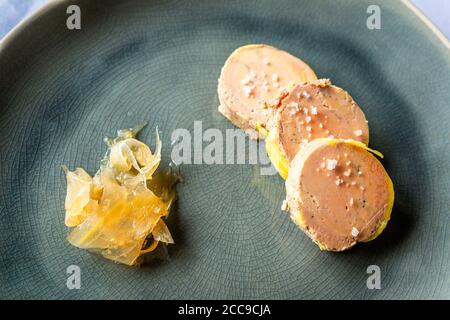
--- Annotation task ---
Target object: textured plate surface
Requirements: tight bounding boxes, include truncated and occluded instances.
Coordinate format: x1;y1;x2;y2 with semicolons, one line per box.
0;0;449;299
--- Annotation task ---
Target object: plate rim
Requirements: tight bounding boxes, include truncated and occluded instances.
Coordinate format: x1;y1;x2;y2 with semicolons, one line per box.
0;0;449;55
0;0;449;299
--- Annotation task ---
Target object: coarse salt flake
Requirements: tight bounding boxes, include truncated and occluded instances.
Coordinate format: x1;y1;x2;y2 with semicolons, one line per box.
241;75;252;85
326;159;338;170
242;85;255;97
281;200;288;211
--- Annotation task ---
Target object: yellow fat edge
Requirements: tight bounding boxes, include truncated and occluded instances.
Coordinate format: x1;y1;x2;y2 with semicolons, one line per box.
265;129;289;179
264;138;377;182
323;138;394;242
363;174;395;242
291;209;329;250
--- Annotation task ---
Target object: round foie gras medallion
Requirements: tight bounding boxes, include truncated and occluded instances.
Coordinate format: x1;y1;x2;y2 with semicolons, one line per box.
285;138;394;251
218;44;317;139
266;79;369;178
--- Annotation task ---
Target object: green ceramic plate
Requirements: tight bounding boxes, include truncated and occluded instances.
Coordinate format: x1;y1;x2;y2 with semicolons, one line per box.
1;0;449;299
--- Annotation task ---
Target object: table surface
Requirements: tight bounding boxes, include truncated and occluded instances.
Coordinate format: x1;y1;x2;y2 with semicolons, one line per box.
0;0;449;41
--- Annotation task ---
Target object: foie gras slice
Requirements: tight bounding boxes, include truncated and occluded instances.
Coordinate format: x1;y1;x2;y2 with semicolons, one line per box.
218;44;317;139
266;79;369;179
285;138;394;251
